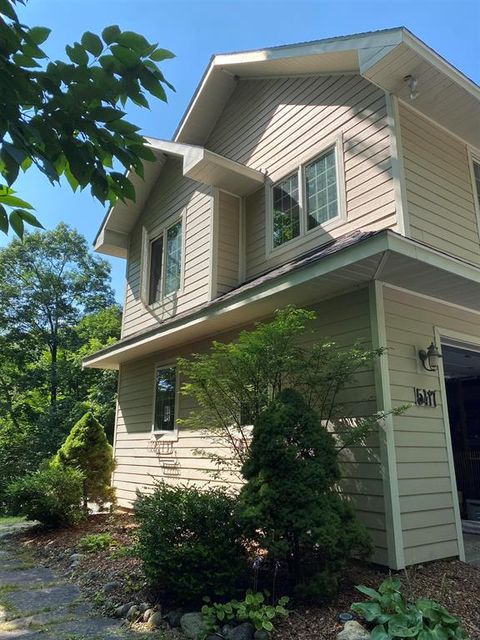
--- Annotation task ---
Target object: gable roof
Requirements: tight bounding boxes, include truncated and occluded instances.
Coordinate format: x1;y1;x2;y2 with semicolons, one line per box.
174;27;480;149
94;28;480;257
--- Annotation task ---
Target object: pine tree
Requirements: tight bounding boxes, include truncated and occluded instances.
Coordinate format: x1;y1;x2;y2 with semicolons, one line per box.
237;389;372;601
53;412;115;512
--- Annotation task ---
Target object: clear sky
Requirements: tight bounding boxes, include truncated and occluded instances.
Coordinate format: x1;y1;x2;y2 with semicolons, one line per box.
5;0;480;302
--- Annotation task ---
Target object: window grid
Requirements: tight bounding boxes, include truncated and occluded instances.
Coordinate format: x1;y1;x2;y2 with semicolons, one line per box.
148;236;164;305
272;174;300;247
305;149;338;230
165;221;183;295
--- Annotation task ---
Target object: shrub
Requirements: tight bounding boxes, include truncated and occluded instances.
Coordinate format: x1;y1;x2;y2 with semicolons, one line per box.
134;482;248;606
200;591;289;637
78;532;115;553
53;411;115;512
237;388;372;602
351;576;468;639
6;465;84;527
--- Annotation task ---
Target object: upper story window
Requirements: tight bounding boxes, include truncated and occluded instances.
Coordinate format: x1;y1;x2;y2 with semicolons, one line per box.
268;135;345;255
153;365;177;433
473;159;480;211
143;215;184;306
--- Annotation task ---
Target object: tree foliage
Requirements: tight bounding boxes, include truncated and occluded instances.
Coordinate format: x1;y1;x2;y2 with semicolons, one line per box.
0;0;174;235
237;389;372;601
53;411;115;511
178;306;389;476
0;225;121;509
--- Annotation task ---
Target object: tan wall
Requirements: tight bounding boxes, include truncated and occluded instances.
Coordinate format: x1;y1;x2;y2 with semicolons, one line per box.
399;103;480;266
207;75;397;280
113;288;389;563
122;157;212;338
215;190;241;297
383;285;469;565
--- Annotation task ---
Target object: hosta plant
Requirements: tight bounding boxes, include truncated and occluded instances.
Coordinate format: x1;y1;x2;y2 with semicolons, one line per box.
351;576;468;640
200;591;289;637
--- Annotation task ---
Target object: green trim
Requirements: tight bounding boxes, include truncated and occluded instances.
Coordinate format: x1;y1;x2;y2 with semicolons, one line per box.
369;281;405;570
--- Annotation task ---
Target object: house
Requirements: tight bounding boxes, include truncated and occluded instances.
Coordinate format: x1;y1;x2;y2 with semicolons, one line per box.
84;27;480;571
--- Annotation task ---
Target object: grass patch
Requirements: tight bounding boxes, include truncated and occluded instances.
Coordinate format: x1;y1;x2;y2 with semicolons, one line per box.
0;516;25;525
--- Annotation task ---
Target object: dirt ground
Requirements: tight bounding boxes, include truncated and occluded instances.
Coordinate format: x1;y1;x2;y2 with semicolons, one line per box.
18;514;480;640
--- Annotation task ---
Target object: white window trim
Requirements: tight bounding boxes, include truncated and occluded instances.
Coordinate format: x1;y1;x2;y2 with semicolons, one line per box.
140;210;186;307
151;361;180;440
467;147;480;248
266;132;346;259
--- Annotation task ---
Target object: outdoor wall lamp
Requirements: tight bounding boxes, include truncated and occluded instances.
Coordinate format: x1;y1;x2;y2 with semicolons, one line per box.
404;74;419;100
419;342;442;372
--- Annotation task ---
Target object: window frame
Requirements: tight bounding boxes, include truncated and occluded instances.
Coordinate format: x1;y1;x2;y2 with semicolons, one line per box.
266;133;346;258
141;210;185;307
151;361;180;439
467;147;480;245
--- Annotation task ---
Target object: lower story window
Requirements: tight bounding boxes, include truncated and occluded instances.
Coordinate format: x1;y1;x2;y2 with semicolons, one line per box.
153;365;177;432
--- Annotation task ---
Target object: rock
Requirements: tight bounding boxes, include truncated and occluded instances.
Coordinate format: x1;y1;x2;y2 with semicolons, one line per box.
337;620;371;640
147;610;164;629
254;631;271;640
103;581;121;594
127;605;140;621
139;601;150;613
113;601;135;618
69;553;85;562
143;608;154;622
165;609;184;628
221;624;235;638
230;622;255;640
206;635;224;640
180;612;203;639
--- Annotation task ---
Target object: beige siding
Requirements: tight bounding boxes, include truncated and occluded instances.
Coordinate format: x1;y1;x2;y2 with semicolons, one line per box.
113;289;388;563
206;75;397;279
383;285;471;565
215;190;240;297
399;103;480;266
122;157;212;338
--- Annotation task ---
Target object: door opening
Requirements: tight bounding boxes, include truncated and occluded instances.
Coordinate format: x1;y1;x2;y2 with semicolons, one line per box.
443;342;480;565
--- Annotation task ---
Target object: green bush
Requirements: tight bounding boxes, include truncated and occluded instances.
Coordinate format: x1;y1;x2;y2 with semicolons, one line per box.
134;482;248;606
351;576;467;639
201;591;289;637
6;465;84;527
237;388;372;602
78;532;115;553
53;411;115;511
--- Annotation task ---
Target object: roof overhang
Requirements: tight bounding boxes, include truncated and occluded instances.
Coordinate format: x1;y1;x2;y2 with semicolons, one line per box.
94;139;264;257
174;27;480;149
84;231;480;370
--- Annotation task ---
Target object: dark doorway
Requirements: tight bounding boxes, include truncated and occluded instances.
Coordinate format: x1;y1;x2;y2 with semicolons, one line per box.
443;344;480;521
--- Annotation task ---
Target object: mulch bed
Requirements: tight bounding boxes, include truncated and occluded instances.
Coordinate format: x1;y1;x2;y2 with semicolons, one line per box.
18;514;480;639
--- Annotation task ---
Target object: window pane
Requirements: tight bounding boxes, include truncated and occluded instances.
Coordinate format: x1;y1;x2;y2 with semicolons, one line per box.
148;236;163;304
165;221;182;295
154;366;176;431
474;161;480;210
305;149;338;230
272;174;300;247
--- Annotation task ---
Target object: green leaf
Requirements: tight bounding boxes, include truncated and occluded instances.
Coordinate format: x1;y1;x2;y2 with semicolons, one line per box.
9;210;24;239
262;621;274;632
2;142;27;166
12;54;41;68
116;31;150;53
0;0;18;21
66;43;89;65
0;188;34;210
14;209;44;229
90;106;126;123
111;44;139;67
371;624;392;640
28;26;51;45
81;31;103;56
356;585;382;601
0;204;8;234
102;25;121;44
150;48;175;61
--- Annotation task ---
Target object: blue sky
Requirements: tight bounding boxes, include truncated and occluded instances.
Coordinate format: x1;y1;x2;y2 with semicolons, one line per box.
5;0;480;302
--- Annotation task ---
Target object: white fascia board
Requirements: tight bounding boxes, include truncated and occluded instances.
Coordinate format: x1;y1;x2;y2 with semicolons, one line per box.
94;229;129;258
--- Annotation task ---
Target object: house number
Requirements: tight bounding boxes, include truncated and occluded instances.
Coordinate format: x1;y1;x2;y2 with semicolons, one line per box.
413;388;437;407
